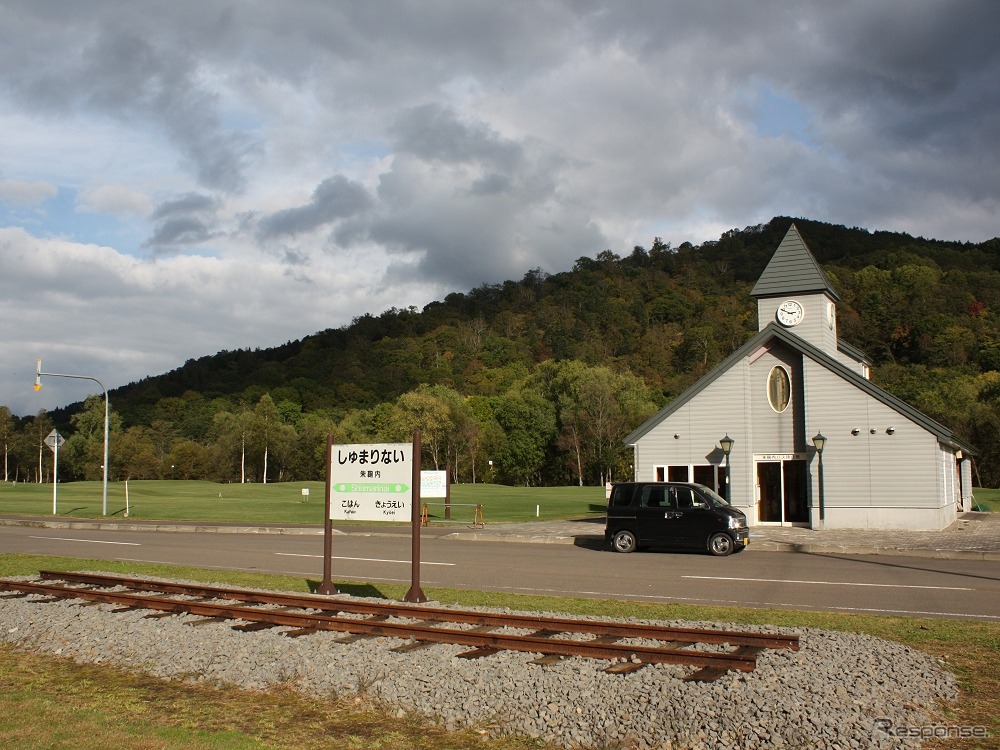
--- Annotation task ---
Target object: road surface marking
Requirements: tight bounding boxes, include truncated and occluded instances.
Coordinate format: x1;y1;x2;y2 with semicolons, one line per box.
30;535;140;546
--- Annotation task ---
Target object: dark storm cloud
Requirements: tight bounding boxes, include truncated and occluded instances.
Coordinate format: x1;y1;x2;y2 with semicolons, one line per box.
146;192;220;248
257;176;373;239
150;193;218;220
390;104;524;171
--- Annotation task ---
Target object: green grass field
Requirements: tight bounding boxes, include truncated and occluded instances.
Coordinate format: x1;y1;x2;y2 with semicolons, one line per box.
972;487;999;512
3;479;992;523
0;480;606;524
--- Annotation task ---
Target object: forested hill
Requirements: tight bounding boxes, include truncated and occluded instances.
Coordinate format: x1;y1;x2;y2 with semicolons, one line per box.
24;216;1000;487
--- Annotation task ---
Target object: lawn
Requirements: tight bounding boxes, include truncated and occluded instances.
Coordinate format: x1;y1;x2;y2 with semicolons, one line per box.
972;487;999;512
0;480;606;524
0;552;997;750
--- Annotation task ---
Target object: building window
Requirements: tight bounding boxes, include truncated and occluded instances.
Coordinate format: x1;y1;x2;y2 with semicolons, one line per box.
767;366;791;413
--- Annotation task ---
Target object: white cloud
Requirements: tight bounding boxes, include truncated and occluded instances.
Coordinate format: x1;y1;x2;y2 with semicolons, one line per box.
0;179;57;205
77;184;154;216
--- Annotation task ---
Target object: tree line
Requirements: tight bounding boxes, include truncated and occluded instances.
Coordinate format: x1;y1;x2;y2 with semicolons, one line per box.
5;216;1000;487
1;362;656;487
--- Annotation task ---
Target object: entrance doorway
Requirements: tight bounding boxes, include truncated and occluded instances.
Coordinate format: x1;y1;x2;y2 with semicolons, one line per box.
756;459;809;525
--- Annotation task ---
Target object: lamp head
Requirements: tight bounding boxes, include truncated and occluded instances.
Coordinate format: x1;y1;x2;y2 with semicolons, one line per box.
719;435;734;455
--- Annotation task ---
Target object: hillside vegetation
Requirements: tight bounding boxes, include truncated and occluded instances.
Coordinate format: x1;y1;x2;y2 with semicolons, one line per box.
4;217;999;487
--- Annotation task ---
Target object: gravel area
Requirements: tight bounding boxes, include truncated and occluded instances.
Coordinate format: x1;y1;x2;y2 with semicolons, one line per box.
0;575;959;750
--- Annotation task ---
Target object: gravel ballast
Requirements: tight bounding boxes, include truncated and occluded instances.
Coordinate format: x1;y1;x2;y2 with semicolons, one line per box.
0;576;959;750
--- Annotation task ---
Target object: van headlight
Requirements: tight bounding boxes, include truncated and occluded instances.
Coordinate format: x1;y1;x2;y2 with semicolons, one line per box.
728;515;746;529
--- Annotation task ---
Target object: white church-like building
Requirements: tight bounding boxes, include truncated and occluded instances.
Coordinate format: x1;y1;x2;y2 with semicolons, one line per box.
624;224;974;530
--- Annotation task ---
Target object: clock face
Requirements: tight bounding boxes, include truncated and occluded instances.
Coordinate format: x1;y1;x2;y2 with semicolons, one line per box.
776;299;804;327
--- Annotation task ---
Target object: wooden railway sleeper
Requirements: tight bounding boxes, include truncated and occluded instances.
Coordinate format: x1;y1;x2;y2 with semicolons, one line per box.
5;576;770;675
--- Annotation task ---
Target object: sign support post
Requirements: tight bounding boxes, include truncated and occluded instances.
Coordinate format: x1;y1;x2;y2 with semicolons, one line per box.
44;429;65;515
404;430;427;603
317;434;337;595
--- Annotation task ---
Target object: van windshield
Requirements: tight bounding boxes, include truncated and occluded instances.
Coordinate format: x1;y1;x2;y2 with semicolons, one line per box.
693;484;730;507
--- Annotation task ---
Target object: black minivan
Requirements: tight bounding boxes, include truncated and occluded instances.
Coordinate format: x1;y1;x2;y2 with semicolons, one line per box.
605;482;749;556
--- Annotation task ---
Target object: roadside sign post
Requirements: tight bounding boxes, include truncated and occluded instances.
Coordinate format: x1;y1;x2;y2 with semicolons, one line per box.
44;429;65;514
35;359;110;516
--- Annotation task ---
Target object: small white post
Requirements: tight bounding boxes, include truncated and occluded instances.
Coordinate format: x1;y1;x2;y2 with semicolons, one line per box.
52;438;58;515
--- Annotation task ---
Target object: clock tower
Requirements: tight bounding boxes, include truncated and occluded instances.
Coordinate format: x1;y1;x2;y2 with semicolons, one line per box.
750;223;840;356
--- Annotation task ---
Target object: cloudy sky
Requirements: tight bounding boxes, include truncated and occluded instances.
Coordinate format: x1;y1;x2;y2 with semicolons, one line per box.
2;1;998;416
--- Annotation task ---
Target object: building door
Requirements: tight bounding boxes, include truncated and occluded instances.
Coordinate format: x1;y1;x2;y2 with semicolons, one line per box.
782;460;809;523
757;462;782;522
756;459;809;525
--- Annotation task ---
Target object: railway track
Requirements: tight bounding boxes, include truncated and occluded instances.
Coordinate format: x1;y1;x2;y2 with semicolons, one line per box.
1;571;799;682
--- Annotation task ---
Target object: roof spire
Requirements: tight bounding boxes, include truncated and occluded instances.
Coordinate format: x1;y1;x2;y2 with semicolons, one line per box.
750;223;840;301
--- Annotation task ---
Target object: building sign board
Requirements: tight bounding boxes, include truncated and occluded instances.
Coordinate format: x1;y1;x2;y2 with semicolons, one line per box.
753;453;806;461
329;443;413;521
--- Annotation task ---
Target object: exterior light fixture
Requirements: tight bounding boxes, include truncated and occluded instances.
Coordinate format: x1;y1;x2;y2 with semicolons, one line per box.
886;426;895;435
719;435;734;502
812;433;827;522
34;359;110;516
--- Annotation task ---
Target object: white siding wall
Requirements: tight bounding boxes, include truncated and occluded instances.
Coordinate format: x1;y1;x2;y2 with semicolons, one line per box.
802;359;951;529
747;343;803;454
633;360;753;514
632;341;960;530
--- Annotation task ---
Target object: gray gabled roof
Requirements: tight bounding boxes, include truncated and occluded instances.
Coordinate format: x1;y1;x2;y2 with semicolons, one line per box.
624;323;974;454
750;223;840;301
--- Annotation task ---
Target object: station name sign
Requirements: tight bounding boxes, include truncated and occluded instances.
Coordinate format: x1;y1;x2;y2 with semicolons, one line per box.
329;443;413;521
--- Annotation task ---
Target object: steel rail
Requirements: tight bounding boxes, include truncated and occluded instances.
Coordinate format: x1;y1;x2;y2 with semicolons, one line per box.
3;578;760;672
37;571;799;651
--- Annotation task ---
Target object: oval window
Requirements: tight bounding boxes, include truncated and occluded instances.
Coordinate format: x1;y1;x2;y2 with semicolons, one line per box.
767;366;791;413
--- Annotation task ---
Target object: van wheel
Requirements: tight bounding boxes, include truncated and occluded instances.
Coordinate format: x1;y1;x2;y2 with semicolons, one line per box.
612;530;638;553
708;533;734;557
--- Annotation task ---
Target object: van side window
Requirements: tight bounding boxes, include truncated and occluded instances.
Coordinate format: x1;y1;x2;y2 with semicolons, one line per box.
611;485;637;508
674;487;696;509
640;486;666;508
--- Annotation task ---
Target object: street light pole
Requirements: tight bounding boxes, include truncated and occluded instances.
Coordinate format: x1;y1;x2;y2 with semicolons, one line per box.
812;433;827;523
35;359;110;516
719;434;734;502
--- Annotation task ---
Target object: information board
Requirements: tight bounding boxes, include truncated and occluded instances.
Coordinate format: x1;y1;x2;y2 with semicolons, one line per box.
420;470;448;499
329;442;413;521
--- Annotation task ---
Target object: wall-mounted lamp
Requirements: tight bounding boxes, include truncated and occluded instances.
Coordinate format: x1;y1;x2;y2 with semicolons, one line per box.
886;426;895;435
851;428;860;436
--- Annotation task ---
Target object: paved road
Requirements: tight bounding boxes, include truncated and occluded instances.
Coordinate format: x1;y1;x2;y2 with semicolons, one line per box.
4;524;999;621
